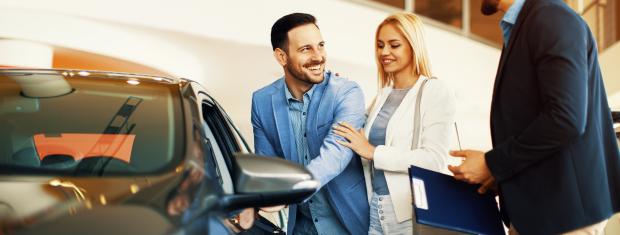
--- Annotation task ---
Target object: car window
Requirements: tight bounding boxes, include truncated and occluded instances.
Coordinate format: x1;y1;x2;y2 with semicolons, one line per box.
200;92;250;154
201;101;237;194
0;71;183;175
226;119;251;154
201;102;241;158
202;119;234;194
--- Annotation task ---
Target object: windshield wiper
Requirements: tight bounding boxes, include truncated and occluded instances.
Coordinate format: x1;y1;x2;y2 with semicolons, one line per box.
74;97;143;176
103;96;143;135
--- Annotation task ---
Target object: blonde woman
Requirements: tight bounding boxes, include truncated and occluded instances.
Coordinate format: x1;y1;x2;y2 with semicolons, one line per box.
333;12;456;234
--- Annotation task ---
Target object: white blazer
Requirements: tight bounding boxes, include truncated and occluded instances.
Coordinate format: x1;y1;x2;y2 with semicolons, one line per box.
362;76;456;223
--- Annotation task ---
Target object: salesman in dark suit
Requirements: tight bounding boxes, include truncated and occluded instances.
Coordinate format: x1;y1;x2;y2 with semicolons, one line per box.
448;0;620;234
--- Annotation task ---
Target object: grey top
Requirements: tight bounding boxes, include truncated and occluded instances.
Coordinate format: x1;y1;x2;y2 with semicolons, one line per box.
369;88;411;195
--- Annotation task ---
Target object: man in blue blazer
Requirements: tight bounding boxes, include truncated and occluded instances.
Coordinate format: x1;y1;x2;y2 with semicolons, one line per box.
251;13;368;235
449;0;620;234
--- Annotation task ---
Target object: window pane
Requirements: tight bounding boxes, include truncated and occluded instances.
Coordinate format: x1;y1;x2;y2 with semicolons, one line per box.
470;0;503;46
202;117;234;194
415;0;463;29
370;0;405;9
583;6;599;47
602;0;618;50
584;0;596;9
617;0;620;40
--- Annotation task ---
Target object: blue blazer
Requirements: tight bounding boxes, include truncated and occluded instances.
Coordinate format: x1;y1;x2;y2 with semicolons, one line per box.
485;0;620;234
251;72;369;234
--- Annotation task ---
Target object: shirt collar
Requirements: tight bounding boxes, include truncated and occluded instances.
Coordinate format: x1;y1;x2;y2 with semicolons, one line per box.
285;83;315;103
502;0;526;26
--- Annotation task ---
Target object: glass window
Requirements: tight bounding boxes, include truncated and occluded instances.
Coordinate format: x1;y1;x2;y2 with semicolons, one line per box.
201;102;240;160
201;112;234;194
617;0;620;41
204;96;250;154
583;4;600;45
569;0;619;51
370;0;405;9
0;70;183;175
201;101;240;194
601;0;618;50
470;0;504;46
415;0;463;29
226;120;250;154
584;0;596;8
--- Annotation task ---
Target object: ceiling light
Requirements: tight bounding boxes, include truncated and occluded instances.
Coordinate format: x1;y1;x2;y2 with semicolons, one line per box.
126;79;140;85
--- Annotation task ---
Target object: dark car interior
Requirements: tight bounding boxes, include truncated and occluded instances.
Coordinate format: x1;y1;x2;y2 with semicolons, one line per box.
0;75;184;175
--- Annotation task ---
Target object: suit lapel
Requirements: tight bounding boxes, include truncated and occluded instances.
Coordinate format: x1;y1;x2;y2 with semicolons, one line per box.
272;79;298;163
491;0;535;102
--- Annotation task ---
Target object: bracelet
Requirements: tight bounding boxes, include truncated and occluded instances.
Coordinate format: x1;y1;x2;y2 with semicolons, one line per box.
228;214;246;232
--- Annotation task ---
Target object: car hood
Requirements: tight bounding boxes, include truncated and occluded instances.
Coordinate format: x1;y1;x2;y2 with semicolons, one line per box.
0;167;188;234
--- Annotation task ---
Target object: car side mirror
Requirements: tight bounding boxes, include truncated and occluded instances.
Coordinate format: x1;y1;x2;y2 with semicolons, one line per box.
218;153;318;211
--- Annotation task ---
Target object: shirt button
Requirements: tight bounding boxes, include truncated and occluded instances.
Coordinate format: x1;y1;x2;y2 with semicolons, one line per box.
309;200;313;203
304;133;306;137
314;218;318;222
379;210;383;214
378;205;382;209
380;216;385;220
378;197;383;201
303;112;306;115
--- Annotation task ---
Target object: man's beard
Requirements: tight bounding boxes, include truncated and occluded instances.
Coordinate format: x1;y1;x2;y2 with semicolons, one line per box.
481;0;500;15
285;59;325;85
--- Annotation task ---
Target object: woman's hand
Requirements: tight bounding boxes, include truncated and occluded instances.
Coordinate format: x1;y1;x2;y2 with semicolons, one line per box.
333;122;375;160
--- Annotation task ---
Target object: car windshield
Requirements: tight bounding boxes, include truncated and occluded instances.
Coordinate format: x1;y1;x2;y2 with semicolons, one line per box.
0;70;183;175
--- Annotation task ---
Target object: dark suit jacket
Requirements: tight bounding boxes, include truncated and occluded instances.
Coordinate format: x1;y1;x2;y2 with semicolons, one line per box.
485;0;620;234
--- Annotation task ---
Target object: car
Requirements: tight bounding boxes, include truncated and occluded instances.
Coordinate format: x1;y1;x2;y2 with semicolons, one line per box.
0;69;318;234
613;110;620;139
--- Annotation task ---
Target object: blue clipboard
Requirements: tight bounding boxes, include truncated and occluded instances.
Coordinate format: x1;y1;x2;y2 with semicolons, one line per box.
409;165;505;235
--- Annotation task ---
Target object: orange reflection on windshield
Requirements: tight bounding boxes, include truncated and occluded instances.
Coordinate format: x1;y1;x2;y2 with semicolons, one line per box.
33;133;135;163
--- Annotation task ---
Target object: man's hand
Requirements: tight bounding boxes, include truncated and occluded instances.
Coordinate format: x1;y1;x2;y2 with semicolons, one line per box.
477;177;496;194
224;208;256;233
448;150;492;186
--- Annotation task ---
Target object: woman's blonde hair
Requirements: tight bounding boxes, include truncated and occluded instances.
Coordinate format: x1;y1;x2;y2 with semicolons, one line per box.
375;12;432;88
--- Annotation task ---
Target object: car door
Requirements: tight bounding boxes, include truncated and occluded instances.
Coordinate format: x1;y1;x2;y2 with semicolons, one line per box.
199;97;236;195
199;93;286;234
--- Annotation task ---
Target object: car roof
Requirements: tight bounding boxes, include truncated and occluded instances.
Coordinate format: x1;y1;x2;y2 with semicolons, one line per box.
0;68;183;85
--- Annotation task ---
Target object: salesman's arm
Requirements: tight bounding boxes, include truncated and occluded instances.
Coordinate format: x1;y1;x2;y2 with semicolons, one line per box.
485;5;589;182
306;81;366;188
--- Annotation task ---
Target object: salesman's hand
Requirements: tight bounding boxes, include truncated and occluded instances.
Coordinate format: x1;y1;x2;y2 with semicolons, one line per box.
477;177;497;194
448;150;492;186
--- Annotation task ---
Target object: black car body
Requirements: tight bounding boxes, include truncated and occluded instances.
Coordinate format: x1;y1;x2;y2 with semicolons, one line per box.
0;69;317;234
